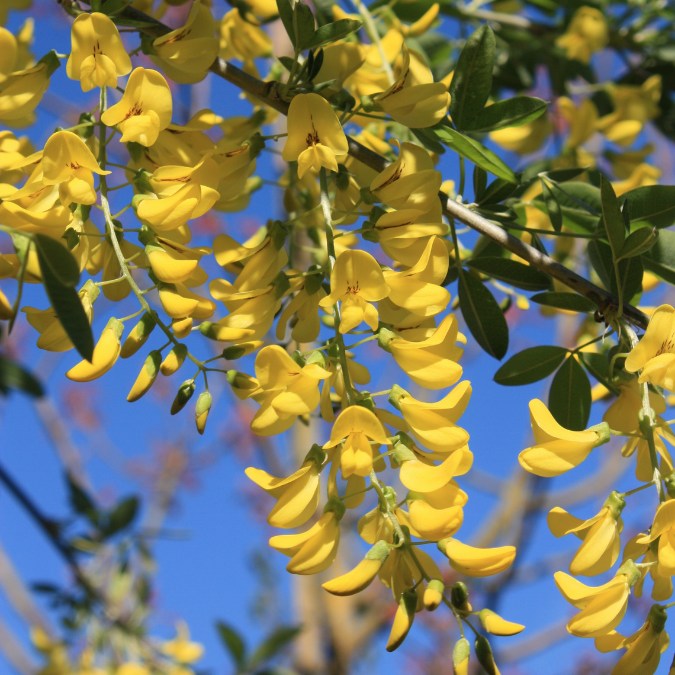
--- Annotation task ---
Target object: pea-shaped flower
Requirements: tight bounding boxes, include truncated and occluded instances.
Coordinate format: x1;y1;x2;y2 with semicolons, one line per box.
518;398;609;477
66;12;132;91
282;93;348;178
323;405;391;477
101;67;172;146
625;304;675;391
319;249;389;333
42;130;110;206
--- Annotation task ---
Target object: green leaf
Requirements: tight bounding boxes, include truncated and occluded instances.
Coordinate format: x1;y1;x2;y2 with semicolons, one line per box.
623;185;675;229
465;96;547;132
34;234;80;287
103;497;139;537
216;621;247;669
449;25;495;130
0;354;44;397
548;356;591;430
458;271;509;359
643;228;675;283
617;227;658;260
550;181;601;215
300;19;361;50
600;176;625;255
530;292;596;312
249;626;302;669
99;0;132;15
293;2;316;50
579;351;615;392
476;178;518;205
38;258;94;362
494;346;568;386
588;240;643;302
540;179;563;232
465;257;551;291
541;167;587;183
66;474;99;525
433;126;516;183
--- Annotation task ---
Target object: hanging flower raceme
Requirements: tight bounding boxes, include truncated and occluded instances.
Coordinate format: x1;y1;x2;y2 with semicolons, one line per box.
319;249;389;333
100;67;173;146
554;560;641;638
322;404;391;477
518;398;610;477
66;11;132;91
282;93;348;178
548;491;625;576
624;304;675;391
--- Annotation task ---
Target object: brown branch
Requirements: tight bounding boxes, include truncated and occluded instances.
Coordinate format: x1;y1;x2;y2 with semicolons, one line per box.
65;0;649;330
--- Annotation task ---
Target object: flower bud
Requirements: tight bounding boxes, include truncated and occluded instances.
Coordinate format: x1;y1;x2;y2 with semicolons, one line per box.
423;579;444;611
171;380;195;415
195;391;212;435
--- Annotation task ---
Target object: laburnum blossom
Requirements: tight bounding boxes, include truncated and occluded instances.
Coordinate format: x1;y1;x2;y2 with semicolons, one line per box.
647;500;675;576
374;48;450;128
518;398;610;477
478;609;525;637
250;345;330;436
269;504;343;575
556;6;609;63
322;540;391;596
0;52;58;127
145;235;209;284
152;1;218;84
624;304;675;391
397;440;473;492
276;275;327;344
319;249;389;333
554;561;641;638
623;533;673;602
100;67;172;146
379;313;464;389
439;538;516;577
245;446;324;528
135;157;220;231
595;605;669;675
41;130;110;206
323;405;391;477
397;485;464;541
548;491;625;576
160;623;204;666
603;379;673;482
282;93;348;178
390;381;472;454
66;12;132;91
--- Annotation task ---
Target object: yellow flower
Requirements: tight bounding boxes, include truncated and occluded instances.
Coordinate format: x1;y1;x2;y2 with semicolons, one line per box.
397;491;463;541
548;491;624;576
101;67;172;146
282;93;348;178
625;305;675;390
0;52;57;127
386;589;417;651
380;313;464;389
23;280;98;352
322;540;391;596
250;346;330;436
478;609;525;636
397;440;473;493
245;446;324;528
383;236;450;318
161;622;204;664
556;6;609;63
439;538;516;577
518;398;609;477
41;130;109;206
554;561;640;638
595;605;669;675
269;506;342;575
375;50;450;128
647;500;675;576
490;113;552;154
276;276;327;344
219;8;272;64
390;381;472;454
323;405;391;477
136;157;220;231
66;12;132;91
145;235;209;284
152;1;218;84
319;249;389;333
